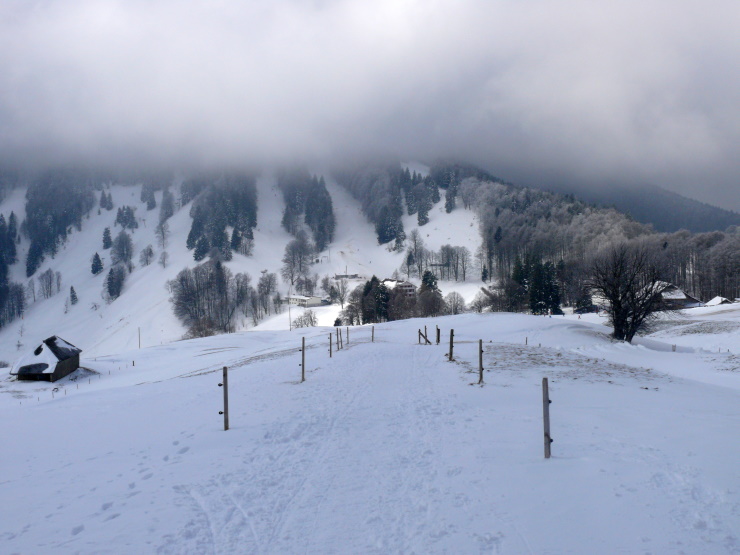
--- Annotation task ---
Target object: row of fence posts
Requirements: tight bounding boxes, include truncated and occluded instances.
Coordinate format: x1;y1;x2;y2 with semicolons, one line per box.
418;324;554;459
216;323;554;459
218;325;375;431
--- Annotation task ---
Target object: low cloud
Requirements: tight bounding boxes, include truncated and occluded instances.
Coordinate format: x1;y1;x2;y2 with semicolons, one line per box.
0;1;738;209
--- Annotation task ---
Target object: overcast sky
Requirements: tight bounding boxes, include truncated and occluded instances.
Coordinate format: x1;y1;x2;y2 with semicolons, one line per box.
0;1;738;209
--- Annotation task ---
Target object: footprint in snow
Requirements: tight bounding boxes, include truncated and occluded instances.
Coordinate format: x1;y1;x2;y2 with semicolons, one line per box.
177;446;189;455
71;525;84;536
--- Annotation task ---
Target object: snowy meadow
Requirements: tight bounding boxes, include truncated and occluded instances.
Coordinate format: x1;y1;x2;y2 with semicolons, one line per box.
2;308;739;554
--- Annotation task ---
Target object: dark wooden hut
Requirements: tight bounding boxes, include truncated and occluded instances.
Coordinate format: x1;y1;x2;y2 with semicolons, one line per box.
10;336;82;382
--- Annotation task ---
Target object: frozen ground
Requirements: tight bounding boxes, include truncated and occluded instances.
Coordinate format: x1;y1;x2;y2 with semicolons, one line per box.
1;310;739;554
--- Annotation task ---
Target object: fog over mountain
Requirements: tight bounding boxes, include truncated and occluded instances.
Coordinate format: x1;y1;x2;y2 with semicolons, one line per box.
0;1;738;210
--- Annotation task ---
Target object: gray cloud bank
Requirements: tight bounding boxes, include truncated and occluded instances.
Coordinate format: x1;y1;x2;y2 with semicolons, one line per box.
0;0;738;209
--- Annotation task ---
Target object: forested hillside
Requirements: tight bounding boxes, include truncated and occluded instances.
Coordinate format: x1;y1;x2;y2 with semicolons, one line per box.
0;162;738;351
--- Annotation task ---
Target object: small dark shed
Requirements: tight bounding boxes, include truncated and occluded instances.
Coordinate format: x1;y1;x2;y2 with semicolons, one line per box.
10;336;82;382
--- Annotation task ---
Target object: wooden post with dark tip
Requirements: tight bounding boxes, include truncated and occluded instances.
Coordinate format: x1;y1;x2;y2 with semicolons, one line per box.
478;340;484;384
449;329;455;361
329;333;332;358
436;325;440;345
219;366;229;431
542;377;552;458
301;337;306;382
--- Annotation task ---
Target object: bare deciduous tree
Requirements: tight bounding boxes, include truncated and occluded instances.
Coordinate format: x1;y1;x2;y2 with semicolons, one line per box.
335;278;349;308
38;269;55;299
588;243;668;342
139;245;155;266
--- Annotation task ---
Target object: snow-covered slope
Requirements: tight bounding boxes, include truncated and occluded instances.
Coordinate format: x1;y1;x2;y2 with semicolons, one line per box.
1;311;738;553
0;172;480;362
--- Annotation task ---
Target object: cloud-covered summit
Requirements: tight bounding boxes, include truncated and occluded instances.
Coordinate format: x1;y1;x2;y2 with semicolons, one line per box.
1;1;738;209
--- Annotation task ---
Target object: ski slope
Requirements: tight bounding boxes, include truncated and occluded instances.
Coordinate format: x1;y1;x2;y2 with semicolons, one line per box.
1;311;739;554
0;171;481;362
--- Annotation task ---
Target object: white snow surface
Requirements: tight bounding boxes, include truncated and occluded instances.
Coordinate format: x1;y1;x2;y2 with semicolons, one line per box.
1;310;739;554
1;174;739;553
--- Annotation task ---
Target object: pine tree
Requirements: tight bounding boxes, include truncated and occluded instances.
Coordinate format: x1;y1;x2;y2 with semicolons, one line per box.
444;184;457;213
70;286;78;305
103;227;112;249
193;236;210;261
186;207;205;250
91;252;104;275
159;189;174;222
105;265;126;301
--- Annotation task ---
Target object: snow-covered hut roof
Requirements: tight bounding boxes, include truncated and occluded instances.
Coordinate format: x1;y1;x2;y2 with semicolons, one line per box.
10;336;81;376
706;296;732;306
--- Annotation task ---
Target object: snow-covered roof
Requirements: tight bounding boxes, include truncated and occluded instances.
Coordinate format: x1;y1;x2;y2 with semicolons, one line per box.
10;336;81;376
706;296;732;306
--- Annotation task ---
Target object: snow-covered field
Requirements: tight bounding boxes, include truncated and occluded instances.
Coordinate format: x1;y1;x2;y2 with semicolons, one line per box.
2;308;739;554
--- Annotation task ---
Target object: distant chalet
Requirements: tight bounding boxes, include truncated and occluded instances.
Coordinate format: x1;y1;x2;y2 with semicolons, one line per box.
382;279;417;298
10;336;81;382
659;283;703;310
287;295;324;308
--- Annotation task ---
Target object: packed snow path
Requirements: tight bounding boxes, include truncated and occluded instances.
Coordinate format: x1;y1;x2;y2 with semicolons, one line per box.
1;314;739;553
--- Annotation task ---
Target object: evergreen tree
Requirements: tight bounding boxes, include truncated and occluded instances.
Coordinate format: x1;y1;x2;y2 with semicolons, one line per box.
6;212;18;263
105;265;126;301
193;236;210;261
70;286;78;305
25;241;45;277
159;188;175;222
415;184;432;226
421;270;438;292
444;183;457;213
186;206;205;250
418;270;444;316
102;227;112;249
91;252;103;275
230;228;242;252
425;176;440;204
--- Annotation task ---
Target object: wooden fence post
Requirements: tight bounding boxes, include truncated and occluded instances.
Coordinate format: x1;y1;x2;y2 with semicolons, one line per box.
372;326;375;342
336;327;341;350
448;329;455;361
300;337;306;382
329;333;332;358
346;326;349;345
436;325;440;345
526;336;528;346
218;366;229;431
542;377;552;458
478;339;484;384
